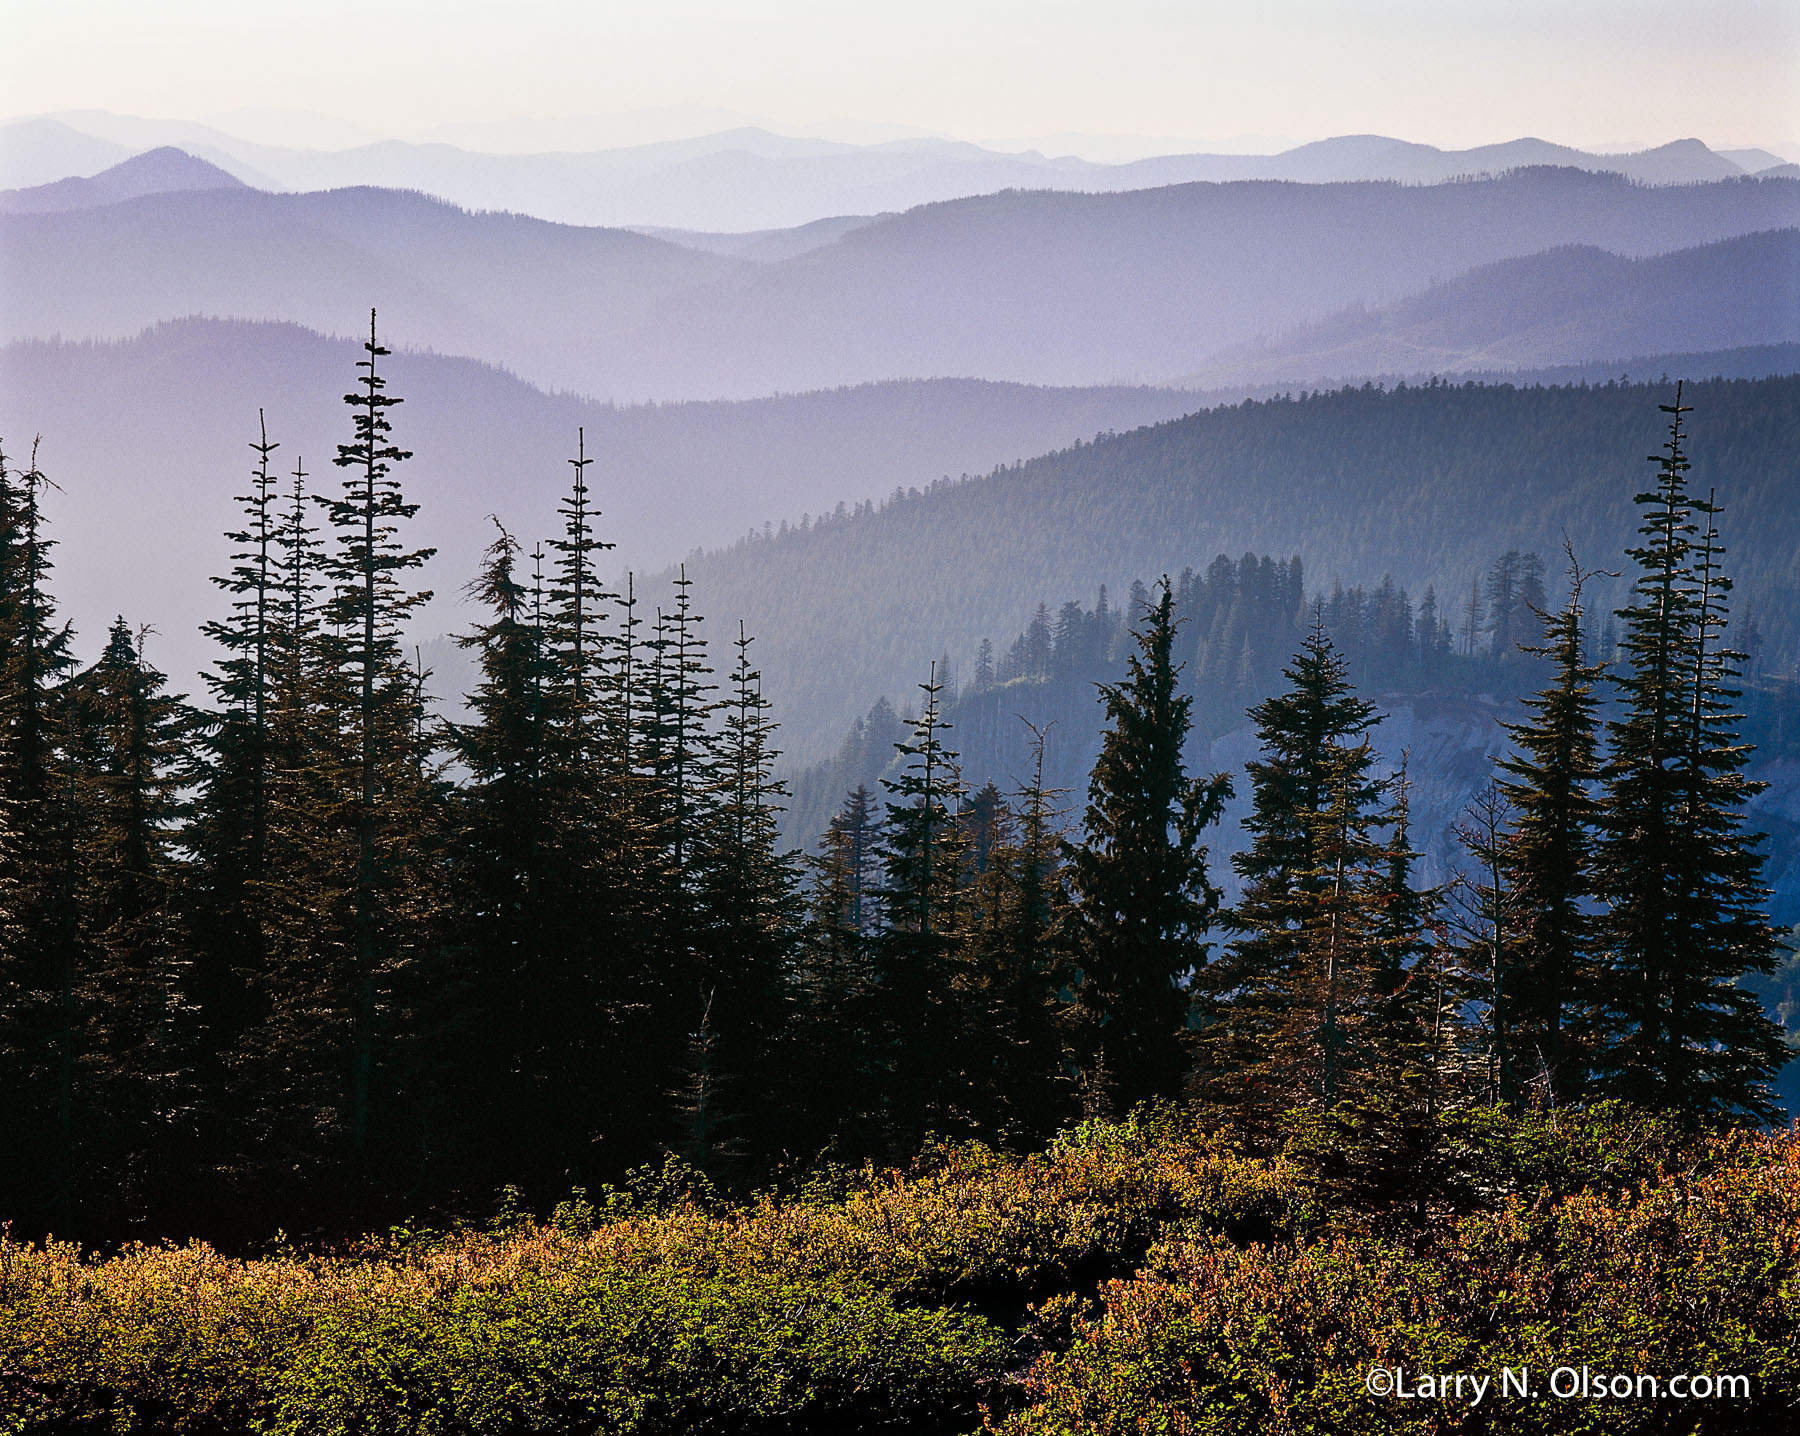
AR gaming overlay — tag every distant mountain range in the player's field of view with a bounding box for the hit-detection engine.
[2,114,1793,230]
[4,167,1794,400]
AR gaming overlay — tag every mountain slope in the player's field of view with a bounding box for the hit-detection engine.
[594,171,1800,398]
[0,118,132,188]
[1112,135,1750,187]
[1190,229,1800,384]
[658,377,1800,763]
[0,184,741,378]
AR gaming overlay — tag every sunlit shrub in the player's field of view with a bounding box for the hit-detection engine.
[3,1113,1794,1435]
[996,1126,1800,1433]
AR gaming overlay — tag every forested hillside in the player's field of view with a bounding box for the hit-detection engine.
[784,552,1800,1115]
[9,5,1800,1423]
[671,376,1800,764]
[4,326,1791,1245]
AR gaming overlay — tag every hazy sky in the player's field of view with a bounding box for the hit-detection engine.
[4,0,1797,153]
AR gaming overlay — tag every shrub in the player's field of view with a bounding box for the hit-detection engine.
[3,1115,1794,1435]
[995,1128,1800,1433]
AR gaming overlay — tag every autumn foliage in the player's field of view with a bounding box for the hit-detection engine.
[2,1106,1794,1433]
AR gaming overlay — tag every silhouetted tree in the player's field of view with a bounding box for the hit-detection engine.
[1065,580,1230,1113]
[1593,390,1788,1120]
[317,310,440,1200]
[1201,614,1380,1121]
[1494,543,1608,1106]
[876,664,969,1149]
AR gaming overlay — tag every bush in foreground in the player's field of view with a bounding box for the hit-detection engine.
[1,1109,1794,1434]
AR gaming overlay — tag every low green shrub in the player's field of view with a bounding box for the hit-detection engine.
[3,1113,1793,1435]
[269,1262,1005,1434]
[995,1126,1800,1433]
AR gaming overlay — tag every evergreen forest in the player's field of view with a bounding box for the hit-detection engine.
[1,322,1795,1432]
[676,373,1800,766]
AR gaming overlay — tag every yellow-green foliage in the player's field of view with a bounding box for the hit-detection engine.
[997,1124,1800,1434]
[2,1111,1795,1434]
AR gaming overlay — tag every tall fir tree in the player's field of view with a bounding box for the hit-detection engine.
[636,568,720,1154]
[1593,388,1788,1119]
[437,520,559,1197]
[684,623,798,1172]
[1317,761,1451,1221]
[235,452,352,1219]
[185,414,287,1210]
[961,721,1073,1144]
[1064,579,1230,1115]
[794,784,884,1158]
[877,663,971,1149]
[536,457,645,1183]
[1450,781,1519,1108]
[0,441,79,1231]
[1493,543,1608,1106]
[547,427,616,752]
[1201,613,1381,1121]
[63,620,196,1232]
[595,567,685,1167]
[317,310,439,1195]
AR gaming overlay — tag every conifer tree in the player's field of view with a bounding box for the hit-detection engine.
[0,441,79,1231]
[518,438,639,1188]
[225,452,354,1214]
[1593,389,1788,1119]
[1319,763,1449,1220]
[1201,614,1379,1119]
[1494,543,1608,1106]
[1291,739,1389,1104]
[686,623,798,1169]
[1451,780,1519,1106]
[795,785,884,1157]
[318,310,439,1190]
[186,414,286,1184]
[632,569,721,1153]
[643,567,717,873]
[593,568,686,1166]
[1459,574,1486,659]
[547,427,615,749]
[877,663,970,1148]
[961,721,1072,1143]
[438,520,557,1194]
[64,620,196,1229]
[1065,579,1230,1114]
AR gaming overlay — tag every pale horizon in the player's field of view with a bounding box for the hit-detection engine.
[10,104,1799,169]
[3,0,1795,161]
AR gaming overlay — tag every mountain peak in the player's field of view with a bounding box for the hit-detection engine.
[101,145,247,193]
[0,145,246,215]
